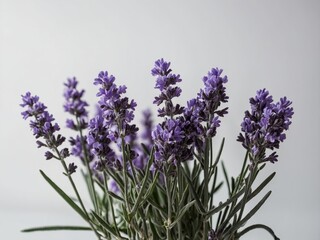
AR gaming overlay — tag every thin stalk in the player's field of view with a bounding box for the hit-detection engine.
[54,147,101,239]
[237,162,257,223]
[229,151,249,225]
[103,171,121,237]
[177,167,183,240]
[76,118,99,213]
[121,138,130,210]
[165,168,172,240]
[203,137,210,240]
[128,158,138,188]
[209,166,218,226]
[138,208,149,239]
[120,137,134,237]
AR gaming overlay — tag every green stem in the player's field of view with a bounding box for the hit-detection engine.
[120,137,135,237]
[165,167,172,240]
[54,147,101,239]
[103,171,121,237]
[237,162,257,223]
[228,151,249,226]
[203,137,209,240]
[177,167,183,240]
[77,117,99,213]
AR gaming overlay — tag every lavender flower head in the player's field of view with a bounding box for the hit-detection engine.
[63,77,89,130]
[93,70,138,141]
[237,89,294,163]
[21,92,69,160]
[152,118,193,173]
[183,68,229,151]
[196,67,229,121]
[88,70,139,170]
[152,58,184,117]
[88,114,117,170]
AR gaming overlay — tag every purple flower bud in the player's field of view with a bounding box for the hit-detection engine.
[45,151,54,160]
[36,140,47,148]
[67,162,77,175]
[60,148,70,158]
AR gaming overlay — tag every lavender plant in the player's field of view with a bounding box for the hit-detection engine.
[20,59,293,240]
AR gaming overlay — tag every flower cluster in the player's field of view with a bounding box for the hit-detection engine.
[88,113,118,170]
[93,70,138,141]
[152,118,193,173]
[152,58,184,117]
[237,88,294,163]
[88,70,139,171]
[21,92,69,160]
[151,60,230,173]
[183,68,229,150]
[63,77,94,165]
[63,77,89,130]
[151,59,195,172]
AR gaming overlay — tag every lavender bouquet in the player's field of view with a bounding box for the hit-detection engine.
[20,59,293,240]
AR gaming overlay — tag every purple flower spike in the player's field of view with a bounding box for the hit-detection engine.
[152,59,184,117]
[21,92,68,160]
[152,117,193,174]
[92,70,138,142]
[88,68,140,170]
[237,89,294,163]
[63,77,89,130]
[88,115,116,166]
[182,67,229,151]
[199,68,229,119]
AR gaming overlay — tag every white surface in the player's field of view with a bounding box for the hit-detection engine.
[0,0,319,239]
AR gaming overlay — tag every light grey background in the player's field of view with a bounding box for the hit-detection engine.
[1,0,319,239]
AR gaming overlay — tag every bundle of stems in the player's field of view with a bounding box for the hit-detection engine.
[20,59,293,239]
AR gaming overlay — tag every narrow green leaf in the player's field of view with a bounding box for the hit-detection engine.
[147,198,167,217]
[39,170,88,221]
[212,182,223,195]
[205,188,245,220]
[148,216,161,239]
[221,172,276,228]
[178,184,189,207]
[209,138,225,177]
[221,161,231,196]
[236,224,280,240]
[223,191,272,237]
[129,151,155,218]
[22,225,91,232]
[248,172,276,201]
[181,167,206,214]
[81,170,97,211]
[214,137,225,165]
[143,172,160,201]
[141,143,151,155]
[91,211,118,238]
[169,200,196,229]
